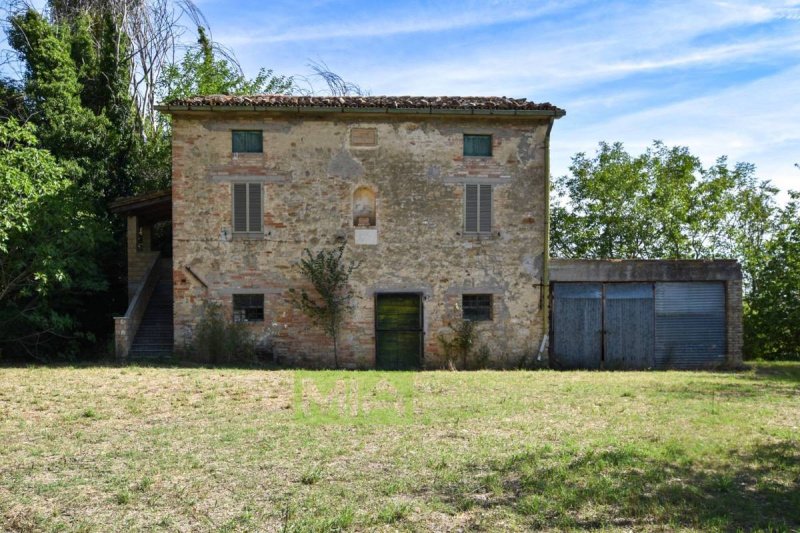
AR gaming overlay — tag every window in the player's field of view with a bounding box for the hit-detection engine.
[463,294,492,321]
[463,134,492,157]
[464,184,492,234]
[232,183,263,233]
[233,294,264,323]
[232,130,263,153]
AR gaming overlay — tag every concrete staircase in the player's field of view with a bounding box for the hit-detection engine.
[129,260,173,360]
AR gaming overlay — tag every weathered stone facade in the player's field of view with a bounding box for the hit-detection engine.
[166,101,563,368]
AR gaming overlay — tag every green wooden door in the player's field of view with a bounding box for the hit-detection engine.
[375,294,422,370]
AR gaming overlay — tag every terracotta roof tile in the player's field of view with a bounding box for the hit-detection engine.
[164,94,564,114]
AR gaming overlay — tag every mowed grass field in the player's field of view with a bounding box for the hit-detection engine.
[1,363,798,532]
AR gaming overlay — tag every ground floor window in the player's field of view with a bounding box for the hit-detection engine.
[233,294,264,323]
[462,294,492,321]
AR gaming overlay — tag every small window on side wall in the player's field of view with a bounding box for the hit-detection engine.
[463,134,492,157]
[233,294,264,323]
[232,130,263,153]
[463,294,492,321]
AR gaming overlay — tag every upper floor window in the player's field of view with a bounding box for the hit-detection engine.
[232,130,263,153]
[463,134,492,157]
[232,183,262,234]
[464,184,492,234]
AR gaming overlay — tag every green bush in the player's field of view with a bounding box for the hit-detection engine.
[437,320,492,370]
[187,302,256,365]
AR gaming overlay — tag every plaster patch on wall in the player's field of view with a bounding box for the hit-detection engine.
[516,133,538,165]
[355,228,378,245]
[521,254,537,276]
[426,165,442,180]
[328,150,365,178]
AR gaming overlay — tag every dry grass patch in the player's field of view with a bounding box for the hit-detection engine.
[0,363,798,531]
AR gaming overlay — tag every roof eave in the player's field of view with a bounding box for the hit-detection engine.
[155,104,566,118]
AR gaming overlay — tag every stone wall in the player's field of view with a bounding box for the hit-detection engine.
[126,215,160,302]
[171,111,552,368]
[725,279,743,366]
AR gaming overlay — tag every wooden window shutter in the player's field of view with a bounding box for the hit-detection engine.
[465,184,478,233]
[465,184,492,234]
[463,134,492,156]
[232,132,244,153]
[232,130,263,153]
[233,183,248,232]
[479,184,492,233]
[247,132,262,153]
[248,183,262,232]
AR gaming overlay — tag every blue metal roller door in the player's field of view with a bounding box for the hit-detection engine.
[655,282,726,369]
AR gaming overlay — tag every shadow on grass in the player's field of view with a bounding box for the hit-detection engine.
[431,440,800,531]
[751,361,800,384]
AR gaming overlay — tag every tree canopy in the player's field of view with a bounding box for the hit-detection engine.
[160,27,292,103]
[0,118,107,358]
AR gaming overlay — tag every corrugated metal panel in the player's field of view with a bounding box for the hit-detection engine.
[552,283,602,369]
[604,284,654,369]
[655,282,726,369]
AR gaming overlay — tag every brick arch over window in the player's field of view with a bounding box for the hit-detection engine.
[353,186,376,227]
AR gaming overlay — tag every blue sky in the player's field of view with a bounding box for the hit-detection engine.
[5,0,800,197]
[198,0,800,199]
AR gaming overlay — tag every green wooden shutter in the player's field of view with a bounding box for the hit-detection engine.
[465,184,478,233]
[246,131,262,152]
[464,134,491,156]
[232,131,245,153]
[233,183,247,232]
[232,131,263,153]
[248,183,262,232]
[479,184,492,233]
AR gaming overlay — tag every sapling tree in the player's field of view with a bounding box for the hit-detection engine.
[289,243,356,368]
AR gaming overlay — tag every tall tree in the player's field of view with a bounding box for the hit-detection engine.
[8,9,113,196]
[160,26,292,103]
[745,192,800,359]
[0,118,107,359]
[551,141,776,285]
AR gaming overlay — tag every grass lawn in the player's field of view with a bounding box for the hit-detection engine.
[0,362,798,532]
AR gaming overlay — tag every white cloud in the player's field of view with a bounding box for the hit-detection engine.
[217,1,578,46]
[550,65,800,200]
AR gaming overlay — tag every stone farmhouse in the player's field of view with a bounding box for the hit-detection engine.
[112,95,743,370]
